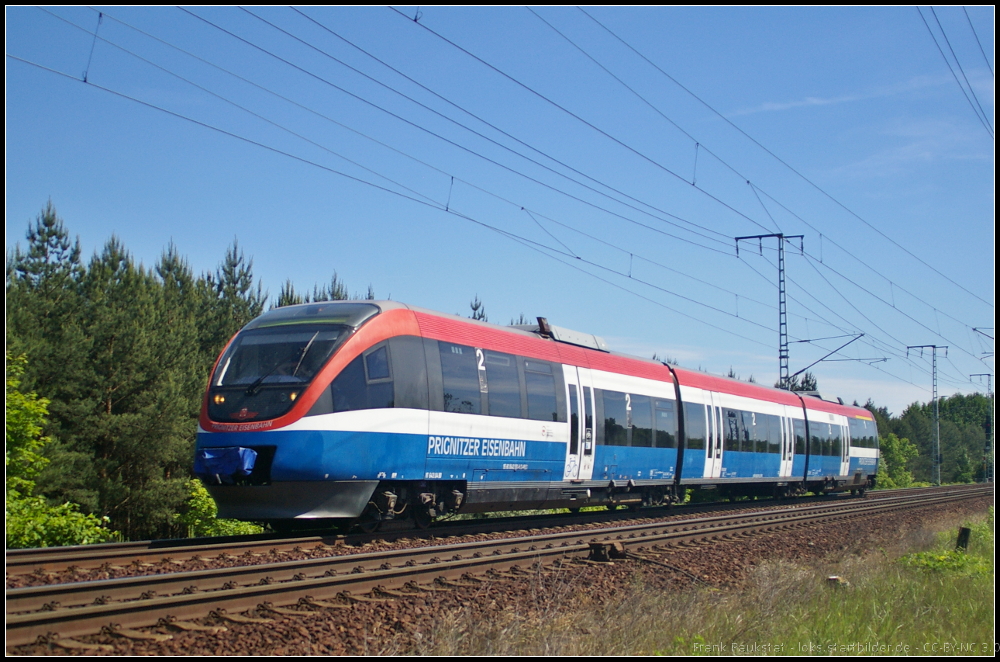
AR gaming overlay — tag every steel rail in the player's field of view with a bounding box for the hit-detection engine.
[6,490,942,613]
[5,484,982,577]
[11,486,984,613]
[6,486,990,648]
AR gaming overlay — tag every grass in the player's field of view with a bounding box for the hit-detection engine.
[407,508,994,656]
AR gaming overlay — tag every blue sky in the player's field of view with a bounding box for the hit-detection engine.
[6,6,994,416]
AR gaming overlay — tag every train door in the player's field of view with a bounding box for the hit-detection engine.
[779,407,795,477]
[840,423,850,477]
[563,366,595,481]
[704,393,724,478]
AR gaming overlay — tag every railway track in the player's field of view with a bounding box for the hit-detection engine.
[4,483,971,579]
[6,484,990,650]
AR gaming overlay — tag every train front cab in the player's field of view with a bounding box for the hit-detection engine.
[195,303,452,525]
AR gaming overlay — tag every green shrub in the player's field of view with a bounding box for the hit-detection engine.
[175,479,263,537]
[6,493,113,548]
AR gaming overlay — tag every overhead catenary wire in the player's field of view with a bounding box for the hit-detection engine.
[557,6,992,330]
[388,5,779,237]
[579,6,993,309]
[2,53,936,397]
[9,8,986,400]
[42,6,798,340]
[181,7,736,256]
[928,6,994,133]
[238,6,737,248]
[963,6,994,78]
[131,5,989,360]
[290,7,737,245]
[918,6,995,138]
[736,244,948,377]
[5,51,780,355]
[737,249,939,387]
[93,7,731,264]
[475,5,991,364]
[750,185,985,336]
[799,256,978,387]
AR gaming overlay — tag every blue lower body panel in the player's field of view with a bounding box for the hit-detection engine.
[593,446,678,481]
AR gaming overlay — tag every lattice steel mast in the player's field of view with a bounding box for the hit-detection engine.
[908,345,948,485]
[736,234,803,389]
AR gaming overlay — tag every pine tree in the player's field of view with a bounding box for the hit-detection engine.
[469,294,488,322]
[6,202,87,399]
[776,372,818,392]
[274,279,305,308]
[311,271,349,302]
[200,239,266,361]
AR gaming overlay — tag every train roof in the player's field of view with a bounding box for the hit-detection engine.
[258,301,872,416]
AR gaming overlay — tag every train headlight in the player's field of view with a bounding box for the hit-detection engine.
[213,394,225,405]
[289,391,299,402]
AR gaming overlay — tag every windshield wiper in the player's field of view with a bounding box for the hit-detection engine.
[292,331,320,377]
[244,362,281,396]
[244,331,320,396]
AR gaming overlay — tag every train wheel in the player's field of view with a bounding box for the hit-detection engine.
[606,503,619,511]
[355,508,382,534]
[413,505,434,529]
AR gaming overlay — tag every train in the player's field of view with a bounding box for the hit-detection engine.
[194,300,879,531]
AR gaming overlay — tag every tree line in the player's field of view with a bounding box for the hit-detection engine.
[5,203,373,542]
[864,393,992,486]
[5,203,993,543]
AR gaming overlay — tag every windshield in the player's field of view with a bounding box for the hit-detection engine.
[213,325,347,388]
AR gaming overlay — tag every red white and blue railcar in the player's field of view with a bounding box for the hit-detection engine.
[194,301,879,529]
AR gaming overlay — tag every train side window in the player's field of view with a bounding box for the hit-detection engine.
[331,355,367,412]
[832,425,843,458]
[654,399,676,449]
[683,402,706,451]
[365,346,391,381]
[602,390,628,446]
[331,353,394,412]
[568,387,579,454]
[754,412,768,453]
[366,345,394,409]
[389,336,429,411]
[485,350,521,418]
[631,394,653,447]
[793,419,806,455]
[766,414,782,453]
[524,359,559,422]
[814,422,833,456]
[439,341,481,415]
[744,412,760,453]
[594,388,606,445]
[723,408,741,452]
[849,418,876,448]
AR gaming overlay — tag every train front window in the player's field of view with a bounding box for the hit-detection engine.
[214,325,347,388]
[207,324,350,423]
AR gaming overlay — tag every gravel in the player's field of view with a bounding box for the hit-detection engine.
[9,495,990,656]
